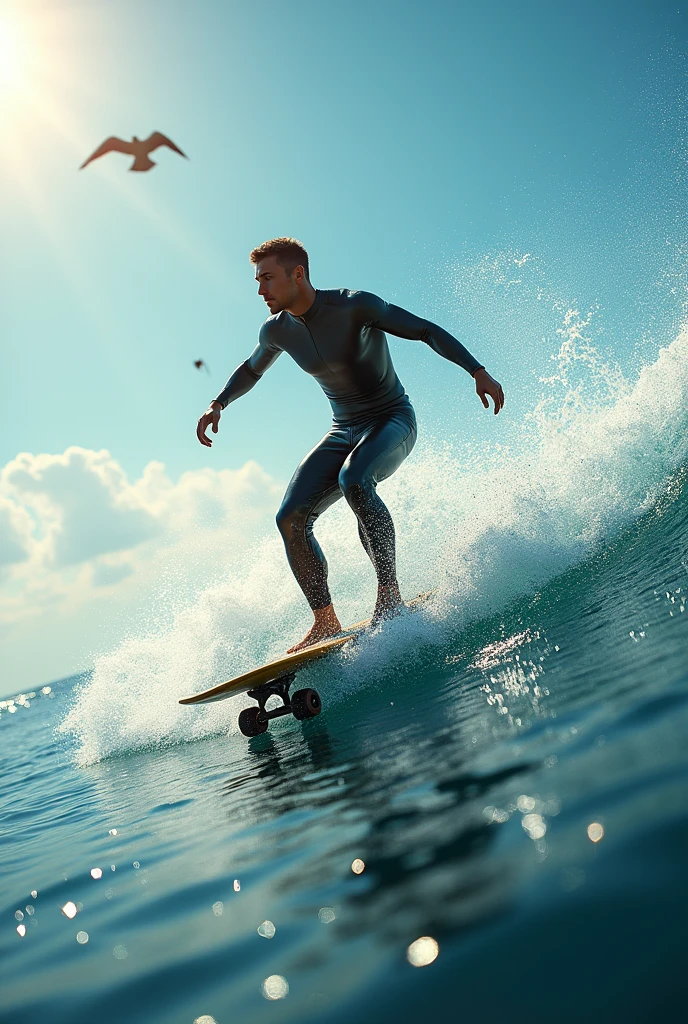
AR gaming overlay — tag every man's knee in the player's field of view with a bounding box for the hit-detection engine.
[338,466,371,509]
[276,502,304,540]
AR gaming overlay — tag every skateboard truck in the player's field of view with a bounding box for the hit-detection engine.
[239,672,321,736]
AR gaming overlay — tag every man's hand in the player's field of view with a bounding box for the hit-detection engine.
[474,368,505,415]
[197,401,222,447]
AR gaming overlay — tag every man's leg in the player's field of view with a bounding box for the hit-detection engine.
[276,427,351,651]
[338,404,417,623]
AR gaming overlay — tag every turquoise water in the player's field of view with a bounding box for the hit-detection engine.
[2,329,688,1023]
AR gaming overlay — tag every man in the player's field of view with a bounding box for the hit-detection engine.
[197,238,504,653]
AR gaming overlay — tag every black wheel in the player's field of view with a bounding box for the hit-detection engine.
[238,706,268,736]
[291,688,322,720]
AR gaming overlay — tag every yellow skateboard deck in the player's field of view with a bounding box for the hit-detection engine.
[179,591,434,706]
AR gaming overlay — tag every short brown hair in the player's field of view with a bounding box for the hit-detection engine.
[249,237,310,279]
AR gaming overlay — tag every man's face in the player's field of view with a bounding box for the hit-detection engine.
[255,256,299,314]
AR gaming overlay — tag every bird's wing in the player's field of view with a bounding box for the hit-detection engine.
[79,137,134,169]
[145,131,188,158]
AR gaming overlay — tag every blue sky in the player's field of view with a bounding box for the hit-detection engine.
[1,0,686,693]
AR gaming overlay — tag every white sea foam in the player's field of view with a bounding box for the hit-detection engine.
[59,321,688,765]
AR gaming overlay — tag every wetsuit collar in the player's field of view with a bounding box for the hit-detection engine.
[297,289,324,323]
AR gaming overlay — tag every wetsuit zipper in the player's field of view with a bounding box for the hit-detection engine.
[297,317,330,374]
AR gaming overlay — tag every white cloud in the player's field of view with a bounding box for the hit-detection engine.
[0,496,32,568]
[3,448,161,566]
[1,447,283,572]
[0,447,284,690]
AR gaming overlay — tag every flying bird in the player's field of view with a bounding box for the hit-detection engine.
[79,131,188,172]
[194,360,211,374]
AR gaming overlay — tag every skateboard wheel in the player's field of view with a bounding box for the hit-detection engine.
[238,706,268,736]
[291,688,322,720]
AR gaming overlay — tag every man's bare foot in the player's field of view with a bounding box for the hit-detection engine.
[370,583,404,626]
[287,604,342,653]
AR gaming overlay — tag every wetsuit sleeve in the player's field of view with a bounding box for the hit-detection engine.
[213,324,282,410]
[357,292,484,376]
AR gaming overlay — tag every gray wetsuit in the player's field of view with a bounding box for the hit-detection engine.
[215,289,483,609]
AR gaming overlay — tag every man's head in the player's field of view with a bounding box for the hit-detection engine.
[250,237,312,315]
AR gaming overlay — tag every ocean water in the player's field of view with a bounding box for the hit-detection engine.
[2,325,688,1023]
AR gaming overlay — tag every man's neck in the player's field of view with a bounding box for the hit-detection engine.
[286,283,317,317]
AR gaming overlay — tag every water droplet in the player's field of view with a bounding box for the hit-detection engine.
[133,862,140,870]
[483,806,510,823]
[233,879,240,892]
[522,813,547,840]
[257,920,275,938]
[193,1016,217,1024]
[61,902,78,919]
[113,945,128,959]
[30,890,37,899]
[76,931,89,944]
[108,829,118,837]
[318,907,336,924]
[25,905,34,916]
[212,902,223,916]
[261,975,289,1000]
[91,868,103,880]
[407,936,439,967]
[587,822,604,843]
[14,910,24,922]
[16,924,26,937]
[351,859,365,874]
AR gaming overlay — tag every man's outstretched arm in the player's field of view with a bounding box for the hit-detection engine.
[359,292,505,414]
[196,328,282,447]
